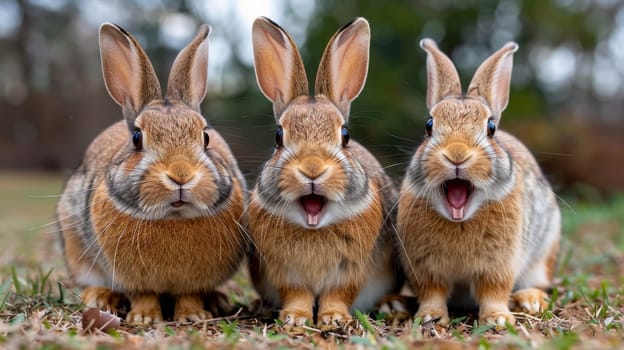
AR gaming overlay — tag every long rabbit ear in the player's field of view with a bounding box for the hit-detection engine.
[99,23,161,128]
[467,42,518,121]
[315,17,370,119]
[252,17,308,120]
[419,38,462,110]
[166,24,211,112]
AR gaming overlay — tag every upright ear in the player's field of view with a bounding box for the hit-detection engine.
[99,23,161,127]
[419,38,462,110]
[252,17,308,120]
[467,42,518,121]
[166,24,211,112]
[315,17,370,119]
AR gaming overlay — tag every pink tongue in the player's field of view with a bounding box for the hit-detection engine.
[301,195,324,226]
[446,180,469,209]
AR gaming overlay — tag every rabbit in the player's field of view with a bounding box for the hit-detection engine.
[396,39,560,326]
[246,17,403,328]
[56,23,247,324]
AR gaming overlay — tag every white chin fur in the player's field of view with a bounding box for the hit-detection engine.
[152,203,214,220]
[114,201,216,221]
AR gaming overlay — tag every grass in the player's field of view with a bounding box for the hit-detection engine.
[0,172,623,349]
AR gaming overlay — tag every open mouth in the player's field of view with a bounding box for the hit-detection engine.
[299,194,326,227]
[171,200,187,208]
[442,179,474,220]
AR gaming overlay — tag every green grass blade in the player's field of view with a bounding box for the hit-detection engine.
[0,278,12,311]
[10,266,21,295]
[355,310,376,334]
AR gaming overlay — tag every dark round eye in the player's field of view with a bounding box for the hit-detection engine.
[132,128,142,150]
[341,126,350,147]
[425,117,433,137]
[203,130,210,149]
[487,118,496,137]
[275,127,283,148]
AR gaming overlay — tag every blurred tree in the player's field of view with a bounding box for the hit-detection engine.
[0,0,623,190]
[304,0,624,185]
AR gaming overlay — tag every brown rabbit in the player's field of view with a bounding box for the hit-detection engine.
[246,17,402,327]
[396,39,560,326]
[56,23,247,324]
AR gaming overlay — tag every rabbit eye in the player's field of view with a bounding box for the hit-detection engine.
[425,117,433,137]
[203,130,210,149]
[341,126,350,147]
[487,118,496,137]
[132,128,142,150]
[275,127,283,148]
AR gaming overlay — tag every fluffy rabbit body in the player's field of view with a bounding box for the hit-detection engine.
[57,23,246,323]
[397,39,560,325]
[247,17,401,327]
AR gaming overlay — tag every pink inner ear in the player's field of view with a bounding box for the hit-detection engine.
[421,40,462,109]
[315,18,370,115]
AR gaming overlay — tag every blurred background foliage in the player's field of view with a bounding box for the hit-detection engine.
[1,0,623,194]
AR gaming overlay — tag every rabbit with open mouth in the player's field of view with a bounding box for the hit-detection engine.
[396,39,560,326]
[246,17,402,328]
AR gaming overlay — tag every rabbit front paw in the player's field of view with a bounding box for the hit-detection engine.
[279,308,313,327]
[479,304,515,326]
[318,307,352,327]
[511,288,549,314]
[174,295,212,322]
[415,306,450,326]
[377,294,411,321]
[127,294,162,324]
[81,286,124,314]
[278,288,314,327]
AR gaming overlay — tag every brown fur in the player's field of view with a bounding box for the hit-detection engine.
[81,286,126,313]
[398,187,522,324]
[58,23,247,324]
[173,295,212,322]
[248,17,401,326]
[544,240,560,282]
[88,178,244,294]
[127,293,162,324]
[248,180,384,323]
[397,39,560,326]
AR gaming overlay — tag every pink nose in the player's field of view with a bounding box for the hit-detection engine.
[442,143,472,165]
[298,156,328,180]
[166,161,194,185]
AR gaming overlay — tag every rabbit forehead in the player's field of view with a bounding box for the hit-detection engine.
[135,103,206,146]
[430,98,490,134]
[280,97,344,144]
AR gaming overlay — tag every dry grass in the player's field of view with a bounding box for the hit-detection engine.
[0,172,623,349]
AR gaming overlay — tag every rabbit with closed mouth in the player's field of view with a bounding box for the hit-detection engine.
[57,23,247,324]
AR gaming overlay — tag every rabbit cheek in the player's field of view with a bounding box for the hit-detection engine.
[192,169,220,206]
[320,161,349,200]
[139,163,173,209]
[121,152,143,173]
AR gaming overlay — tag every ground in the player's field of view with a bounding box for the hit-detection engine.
[0,172,622,349]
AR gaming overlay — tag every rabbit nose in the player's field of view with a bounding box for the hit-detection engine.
[442,143,472,166]
[298,156,329,180]
[166,161,195,185]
